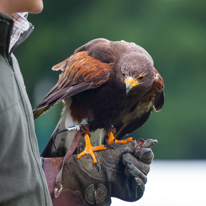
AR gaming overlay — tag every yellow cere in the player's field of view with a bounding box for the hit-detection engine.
[124,77,140,87]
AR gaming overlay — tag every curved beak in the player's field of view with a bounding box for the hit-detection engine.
[124,77,140,94]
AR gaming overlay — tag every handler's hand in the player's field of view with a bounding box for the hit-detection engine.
[61,139,157,206]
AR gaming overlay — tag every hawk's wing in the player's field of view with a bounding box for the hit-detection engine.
[33,50,111,119]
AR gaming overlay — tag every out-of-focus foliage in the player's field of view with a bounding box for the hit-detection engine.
[15,0,206,159]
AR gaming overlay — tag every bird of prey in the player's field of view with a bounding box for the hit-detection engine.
[33,38,164,165]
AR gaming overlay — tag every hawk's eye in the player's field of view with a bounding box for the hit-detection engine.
[122,72,126,77]
[137,76,145,81]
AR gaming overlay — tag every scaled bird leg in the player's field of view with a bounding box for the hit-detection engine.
[107,132,133,145]
[77,133,107,166]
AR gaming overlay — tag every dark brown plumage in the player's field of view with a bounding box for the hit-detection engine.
[33,38,164,158]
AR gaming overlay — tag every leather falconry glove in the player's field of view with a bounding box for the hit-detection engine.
[43,139,157,206]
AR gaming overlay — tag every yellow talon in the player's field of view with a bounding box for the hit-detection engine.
[77,132,134,165]
[114,137,134,144]
[77,133,107,164]
[107,131,115,145]
[107,132,134,145]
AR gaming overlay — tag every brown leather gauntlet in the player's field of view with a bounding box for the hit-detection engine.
[43,139,156,206]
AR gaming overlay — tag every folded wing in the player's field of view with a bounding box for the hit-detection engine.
[33,51,111,119]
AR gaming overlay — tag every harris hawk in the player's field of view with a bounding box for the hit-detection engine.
[33,38,164,165]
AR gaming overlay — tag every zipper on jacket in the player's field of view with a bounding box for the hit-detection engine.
[8,56,13,68]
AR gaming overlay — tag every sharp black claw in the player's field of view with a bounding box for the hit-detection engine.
[95,162,99,172]
[132,137,137,144]
[113,139,116,144]
[74,155,78,162]
[104,144,115,149]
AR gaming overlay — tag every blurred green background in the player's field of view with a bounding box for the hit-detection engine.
[15,0,206,159]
